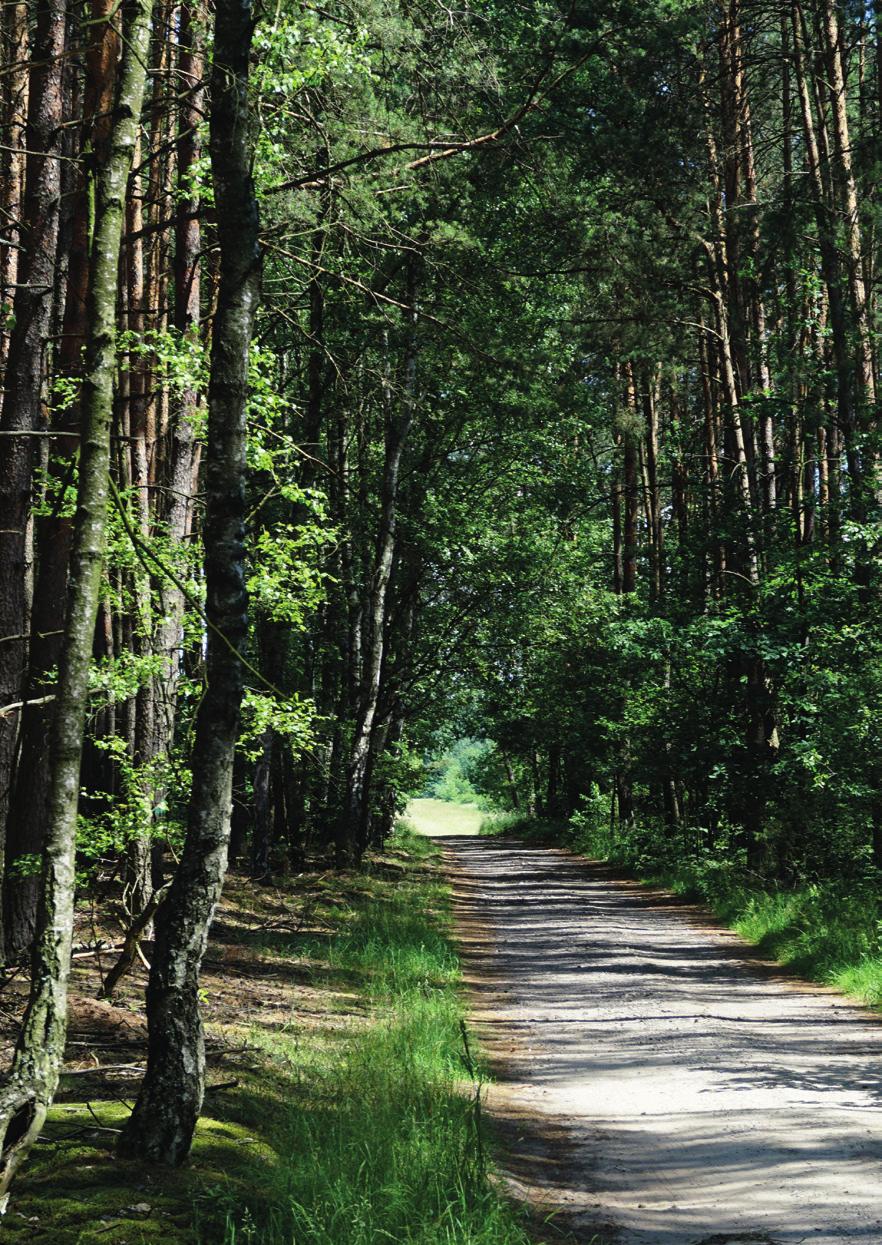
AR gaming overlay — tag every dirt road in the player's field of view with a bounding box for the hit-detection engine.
[443,835,882,1245]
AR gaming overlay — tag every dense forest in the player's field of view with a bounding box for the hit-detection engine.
[2,0,882,1227]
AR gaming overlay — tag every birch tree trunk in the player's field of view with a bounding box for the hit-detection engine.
[0,0,28,387]
[118,0,261,1163]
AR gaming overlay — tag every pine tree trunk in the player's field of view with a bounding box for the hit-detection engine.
[147,0,205,884]
[820,0,876,413]
[730,2,776,516]
[699,324,725,598]
[339,260,418,862]
[0,0,67,946]
[2,0,121,962]
[642,368,663,602]
[622,364,638,595]
[0,0,153,1195]
[791,0,863,508]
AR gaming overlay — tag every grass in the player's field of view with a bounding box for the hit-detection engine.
[3,829,535,1245]
[407,797,487,837]
[481,812,882,1013]
[724,884,882,1002]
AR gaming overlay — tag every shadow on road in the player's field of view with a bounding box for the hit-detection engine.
[439,835,882,1245]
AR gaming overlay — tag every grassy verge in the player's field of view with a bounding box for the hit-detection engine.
[4,829,534,1245]
[481,812,882,1010]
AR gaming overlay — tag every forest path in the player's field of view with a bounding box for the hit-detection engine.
[441,834,882,1245]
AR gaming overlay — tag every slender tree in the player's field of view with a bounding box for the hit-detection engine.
[118,0,261,1162]
[0,0,153,1191]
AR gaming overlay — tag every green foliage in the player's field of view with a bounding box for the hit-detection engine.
[76,735,188,872]
[118,327,209,407]
[246,523,328,627]
[238,689,315,761]
[6,854,41,881]
[421,738,493,806]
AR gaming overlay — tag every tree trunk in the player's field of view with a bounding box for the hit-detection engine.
[642,367,663,602]
[338,260,418,863]
[791,0,863,510]
[612,436,624,594]
[3,0,121,962]
[0,0,153,1194]
[147,0,205,887]
[118,0,260,1163]
[819,0,876,414]
[706,266,758,583]
[0,0,28,387]
[0,0,67,948]
[251,731,274,878]
[730,2,776,518]
[622,365,638,595]
[699,324,725,597]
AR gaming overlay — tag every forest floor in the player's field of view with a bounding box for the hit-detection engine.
[441,832,882,1245]
[0,830,534,1244]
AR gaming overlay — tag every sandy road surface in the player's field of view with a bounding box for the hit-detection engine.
[442,835,882,1245]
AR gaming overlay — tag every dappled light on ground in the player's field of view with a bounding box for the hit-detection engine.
[446,835,882,1245]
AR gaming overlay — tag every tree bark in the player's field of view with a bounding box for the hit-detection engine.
[791,1,863,509]
[338,260,418,862]
[251,730,274,877]
[0,0,28,387]
[118,0,261,1163]
[819,0,876,414]
[2,0,121,962]
[699,324,725,598]
[147,0,205,889]
[730,2,776,516]
[0,0,153,1195]
[0,0,67,950]
[622,364,638,595]
[642,367,663,602]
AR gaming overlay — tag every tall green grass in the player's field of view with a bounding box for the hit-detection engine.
[210,828,535,1245]
[5,830,538,1245]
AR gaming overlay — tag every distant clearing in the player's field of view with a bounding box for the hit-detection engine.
[407,798,484,837]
